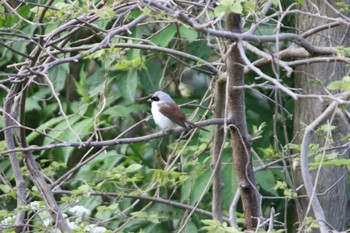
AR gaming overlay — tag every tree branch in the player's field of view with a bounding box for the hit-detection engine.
[0,118,225,155]
[143,0,338,55]
[53,190,231,223]
[299,101,339,233]
[211,75,226,222]
[3,85,27,233]
[225,13,261,229]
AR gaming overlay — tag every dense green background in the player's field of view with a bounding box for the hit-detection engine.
[1,0,346,232]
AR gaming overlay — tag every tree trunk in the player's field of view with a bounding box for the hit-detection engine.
[226,13,261,230]
[211,77,226,222]
[294,0,350,231]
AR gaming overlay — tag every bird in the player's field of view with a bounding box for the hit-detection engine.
[147,91,208,132]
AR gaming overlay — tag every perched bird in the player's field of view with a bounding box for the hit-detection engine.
[147,91,208,132]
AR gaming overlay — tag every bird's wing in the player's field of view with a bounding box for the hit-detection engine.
[158,103,187,128]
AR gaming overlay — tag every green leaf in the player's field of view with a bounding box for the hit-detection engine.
[327,76,350,91]
[114,57,145,70]
[255,170,279,196]
[189,170,211,205]
[183,221,198,233]
[96,6,115,19]
[27,115,71,142]
[222,153,238,209]
[49,63,69,93]
[139,61,162,93]
[257,145,279,158]
[142,7,152,16]
[179,25,198,42]
[85,69,107,98]
[201,220,240,233]
[336,2,349,7]
[103,104,148,118]
[214,0,244,16]
[317,124,337,136]
[245,0,255,11]
[118,69,138,103]
[96,203,120,220]
[130,211,161,224]
[42,115,81,144]
[273,181,288,190]
[25,97,41,111]
[0,184,11,193]
[73,184,91,195]
[214,5,226,16]
[130,211,148,219]
[44,117,93,162]
[125,164,143,173]
[150,24,177,47]
[230,1,243,14]
[327,80,342,90]
[309,158,350,170]
[220,0,235,6]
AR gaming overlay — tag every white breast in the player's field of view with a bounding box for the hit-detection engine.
[151,102,177,130]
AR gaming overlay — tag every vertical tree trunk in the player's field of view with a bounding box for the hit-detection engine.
[3,86,27,233]
[225,13,261,229]
[294,0,350,231]
[211,78,226,222]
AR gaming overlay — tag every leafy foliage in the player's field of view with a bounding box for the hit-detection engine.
[0,0,348,232]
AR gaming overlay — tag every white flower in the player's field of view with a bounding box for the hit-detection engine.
[67,220,80,230]
[29,201,42,210]
[84,224,107,233]
[1,216,15,224]
[68,205,91,217]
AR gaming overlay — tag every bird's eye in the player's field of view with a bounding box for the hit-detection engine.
[151,96,160,101]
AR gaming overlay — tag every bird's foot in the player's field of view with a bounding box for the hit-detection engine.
[161,129,173,135]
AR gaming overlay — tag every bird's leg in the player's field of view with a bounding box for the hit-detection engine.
[161,129,173,135]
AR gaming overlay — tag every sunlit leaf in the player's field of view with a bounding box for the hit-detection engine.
[327,76,350,91]
[0,184,11,193]
[125,164,143,173]
[230,1,243,14]
[150,24,177,47]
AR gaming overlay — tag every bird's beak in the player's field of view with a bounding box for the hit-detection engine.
[147,98,152,104]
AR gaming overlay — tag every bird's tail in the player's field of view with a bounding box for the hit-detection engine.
[185,120,209,132]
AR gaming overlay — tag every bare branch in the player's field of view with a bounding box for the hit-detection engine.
[0,118,225,155]
[53,190,231,223]
[143,0,339,55]
[3,86,27,233]
[299,101,339,233]
[237,42,298,99]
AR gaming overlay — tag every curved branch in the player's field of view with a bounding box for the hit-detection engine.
[38,14,148,70]
[237,42,298,99]
[47,43,219,75]
[143,0,338,55]
[299,101,339,233]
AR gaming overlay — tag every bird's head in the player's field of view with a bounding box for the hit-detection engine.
[147,91,175,105]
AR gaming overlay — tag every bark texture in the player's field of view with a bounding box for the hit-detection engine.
[211,77,226,222]
[294,0,350,231]
[3,86,27,233]
[226,13,261,229]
